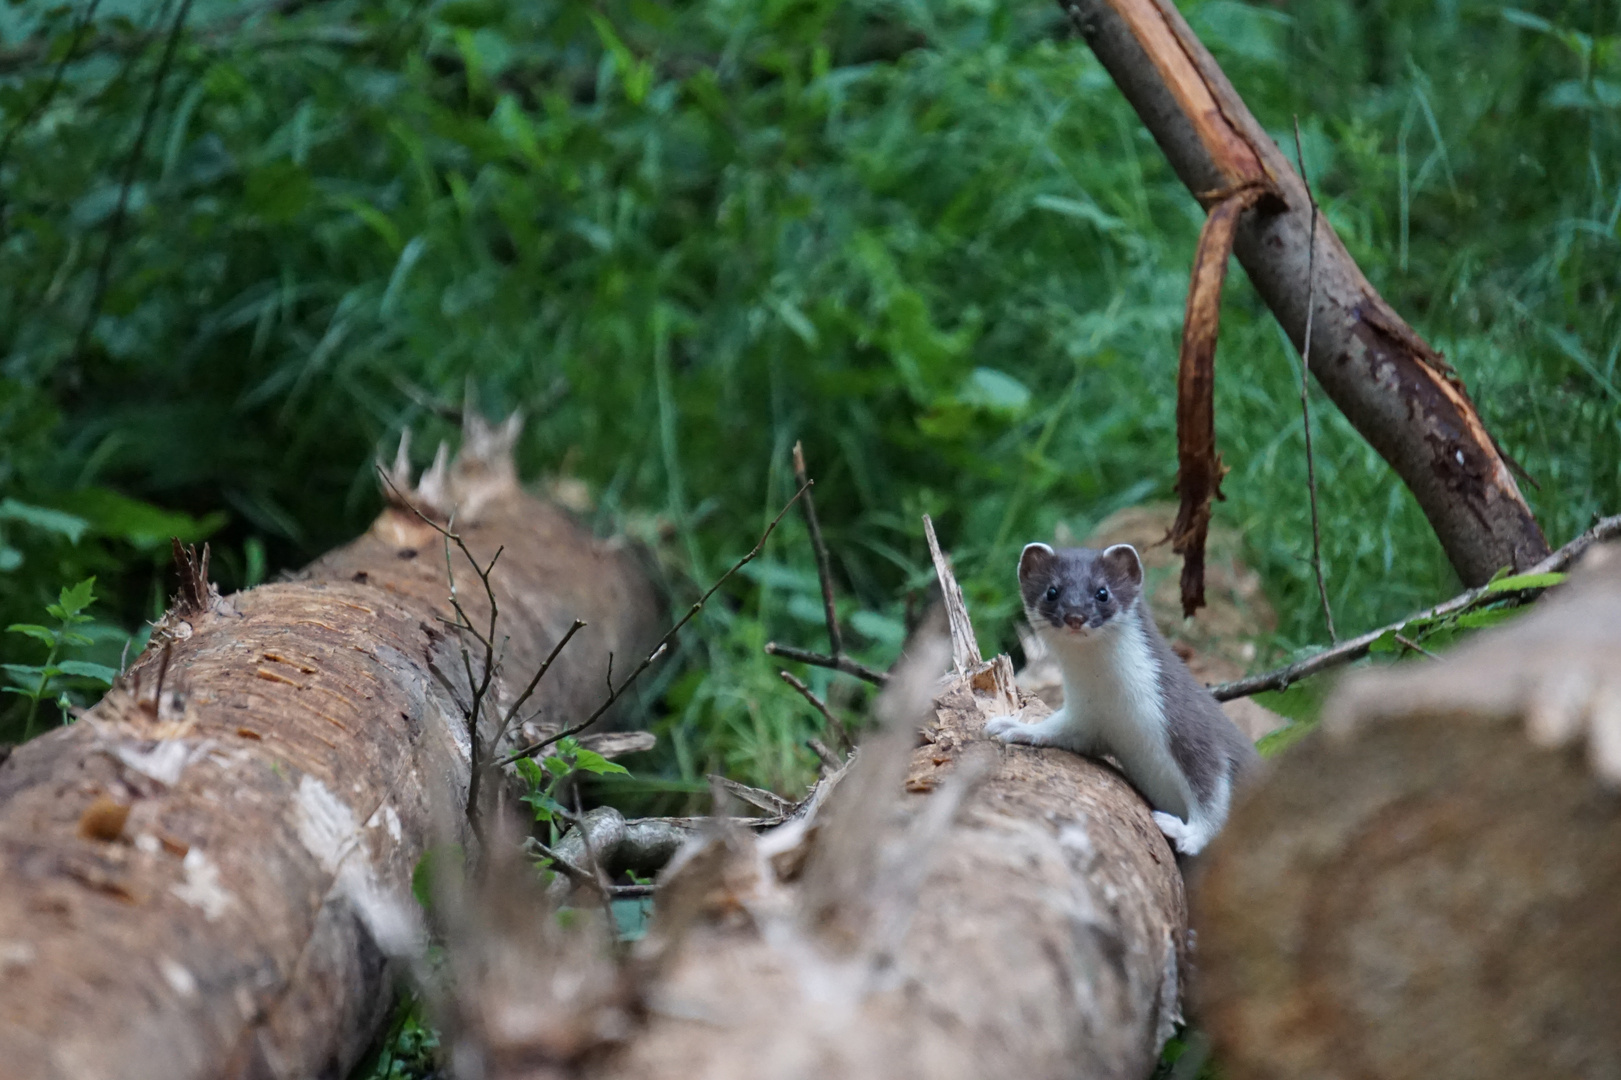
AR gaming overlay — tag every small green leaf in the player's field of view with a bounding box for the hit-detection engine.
[570,747,630,776]
[1484,571,1566,594]
[521,790,566,822]
[1452,607,1521,630]
[543,754,572,776]
[2,663,48,685]
[56,577,96,618]
[6,624,56,646]
[1256,720,1313,758]
[1366,628,1402,654]
[513,757,545,787]
[56,660,117,685]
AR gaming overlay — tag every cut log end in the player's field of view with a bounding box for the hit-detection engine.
[1195,543,1621,1080]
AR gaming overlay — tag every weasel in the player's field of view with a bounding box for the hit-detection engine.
[984,542,1259,856]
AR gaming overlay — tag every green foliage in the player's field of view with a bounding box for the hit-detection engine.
[515,735,630,832]
[351,993,442,1080]
[3,576,120,739]
[1,0,1617,795]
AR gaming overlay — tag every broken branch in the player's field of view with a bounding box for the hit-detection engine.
[1210,514,1621,701]
[1058,0,1549,587]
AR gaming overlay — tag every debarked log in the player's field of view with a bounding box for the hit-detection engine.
[0,418,661,1080]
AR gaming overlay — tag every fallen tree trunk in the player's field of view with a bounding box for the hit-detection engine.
[1058,0,1549,587]
[0,416,661,1080]
[442,529,1189,1080]
[1194,543,1621,1080]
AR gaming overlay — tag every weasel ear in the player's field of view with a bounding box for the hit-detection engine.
[1101,543,1143,587]
[1019,542,1057,582]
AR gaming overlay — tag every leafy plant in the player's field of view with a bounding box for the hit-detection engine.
[515,736,630,836]
[3,577,118,740]
[351,993,441,1080]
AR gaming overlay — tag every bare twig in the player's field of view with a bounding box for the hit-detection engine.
[72,0,193,365]
[767,445,892,690]
[793,441,843,657]
[706,775,796,817]
[779,670,851,752]
[1392,633,1438,660]
[492,619,587,750]
[764,642,889,685]
[528,838,653,898]
[1293,118,1336,643]
[499,481,812,767]
[1211,513,1621,700]
[806,737,842,772]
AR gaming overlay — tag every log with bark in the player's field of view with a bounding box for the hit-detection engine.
[1194,543,1621,1080]
[438,523,1191,1080]
[1057,0,1549,607]
[0,414,662,1080]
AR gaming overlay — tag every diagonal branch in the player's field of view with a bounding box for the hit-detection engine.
[1058,0,1549,588]
[1210,514,1621,701]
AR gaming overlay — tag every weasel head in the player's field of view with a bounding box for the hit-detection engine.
[1018,542,1144,644]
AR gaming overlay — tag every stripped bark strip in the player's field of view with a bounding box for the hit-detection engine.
[1171,182,1271,616]
[1059,0,1550,586]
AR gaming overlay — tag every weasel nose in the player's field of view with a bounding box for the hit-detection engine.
[1063,614,1085,631]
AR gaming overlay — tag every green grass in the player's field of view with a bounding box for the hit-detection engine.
[0,0,1616,798]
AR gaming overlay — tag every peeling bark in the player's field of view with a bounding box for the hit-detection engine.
[0,430,661,1080]
[1060,0,1549,587]
[1171,183,1271,616]
[1194,544,1621,1080]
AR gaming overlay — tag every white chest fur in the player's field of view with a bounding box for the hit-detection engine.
[1044,614,1191,821]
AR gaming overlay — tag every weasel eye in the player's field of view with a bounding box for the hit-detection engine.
[1044,585,1060,602]
[1094,586,1110,603]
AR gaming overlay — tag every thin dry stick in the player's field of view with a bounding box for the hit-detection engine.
[1210,512,1621,700]
[491,618,588,750]
[763,642,889,685]
[1392,633,1438,659]
[779,670,851,752]
[793,441,843,657]
[765,442,891,686]
[528,838,655,899]
[499,481,813,767]
[1293,117,1336,643]
[807,737,842,771]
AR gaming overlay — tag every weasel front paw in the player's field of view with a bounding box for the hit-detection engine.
[1152,811,1212,856]
[983,713,1031,742]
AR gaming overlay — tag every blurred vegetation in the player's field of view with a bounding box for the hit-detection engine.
[1,0,1618,799]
